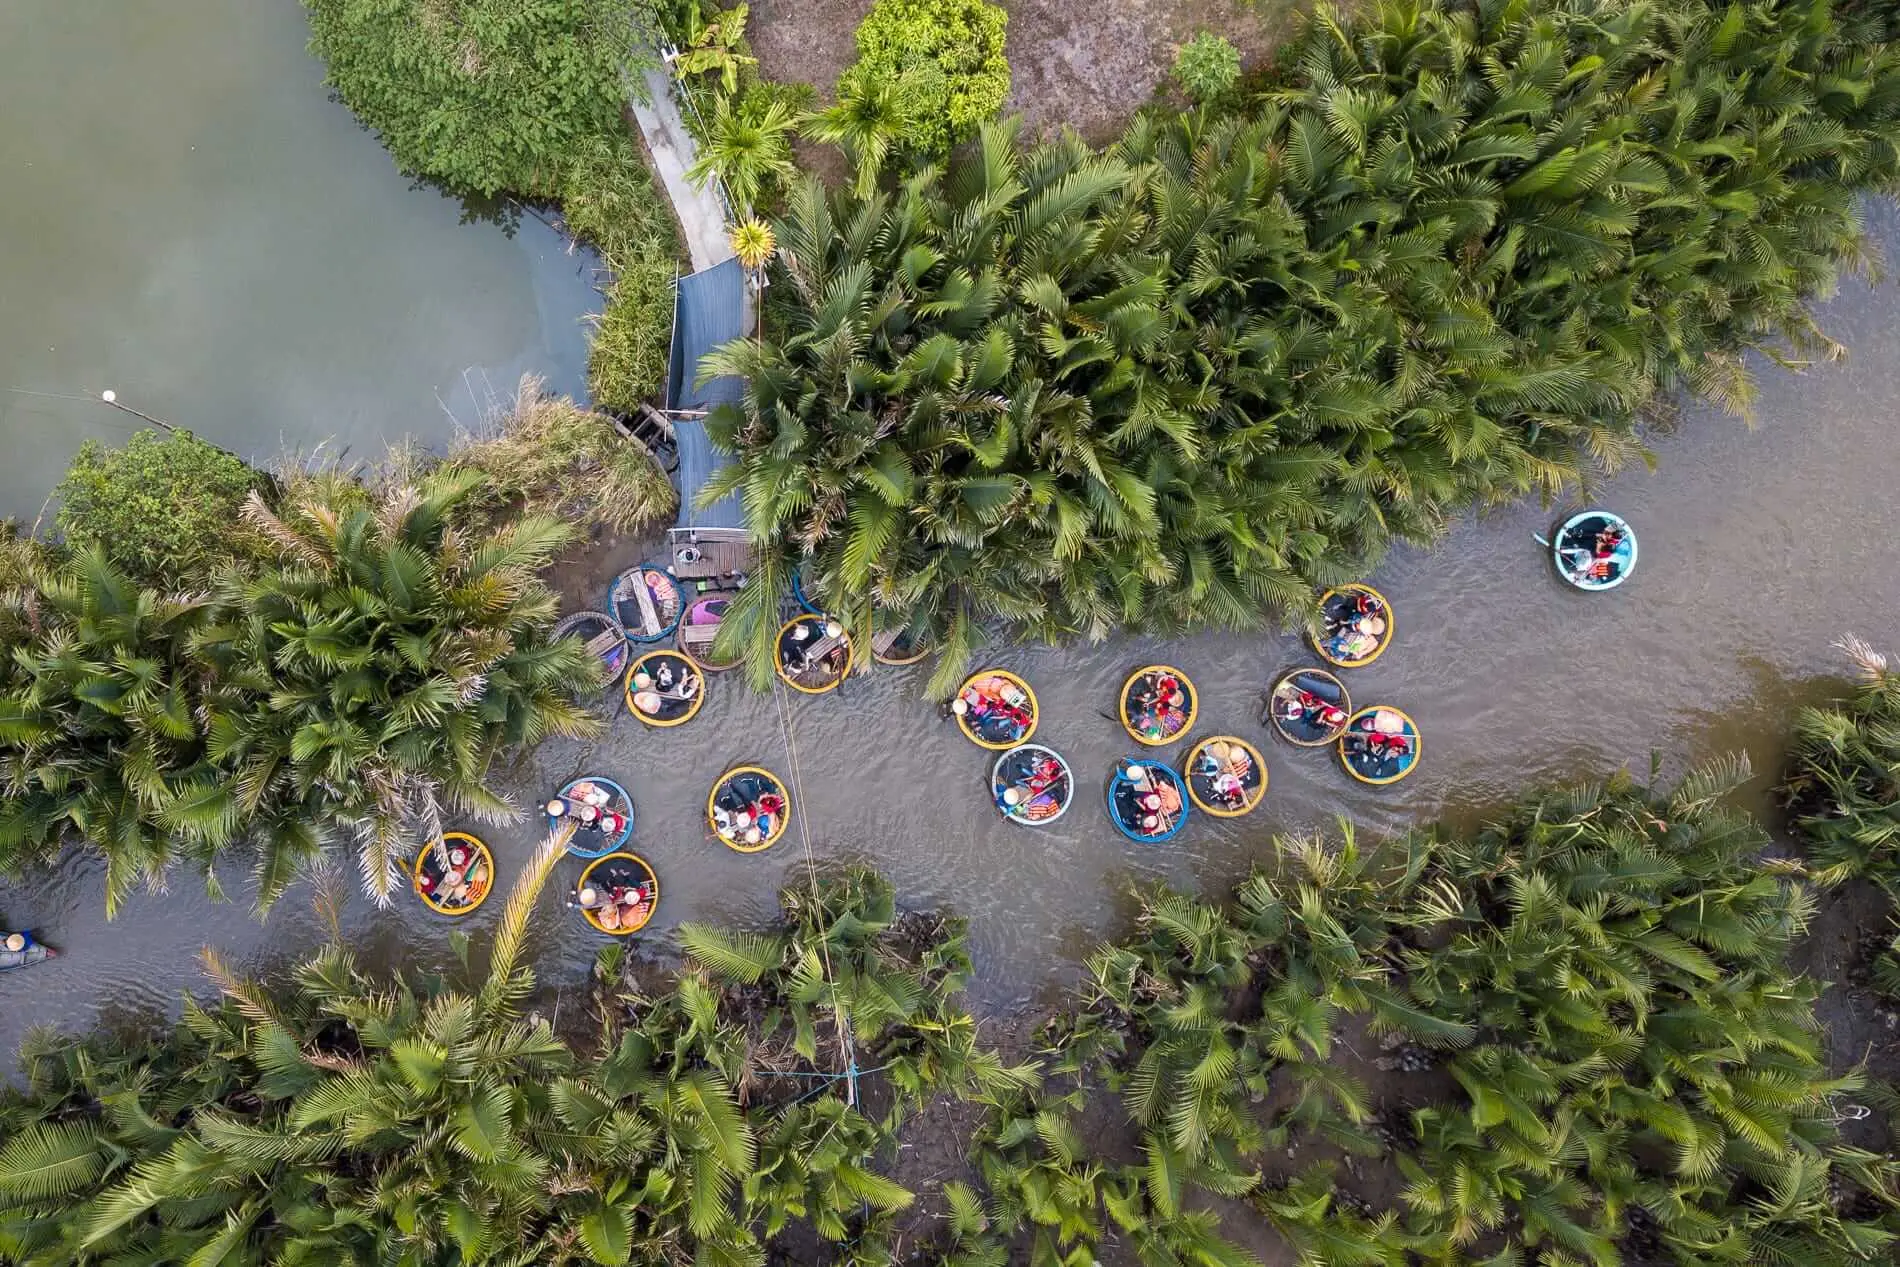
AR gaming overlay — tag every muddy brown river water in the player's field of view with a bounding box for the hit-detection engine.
[4,5,1900,1059]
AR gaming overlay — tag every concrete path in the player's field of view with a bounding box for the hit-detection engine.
[629,63,736,274]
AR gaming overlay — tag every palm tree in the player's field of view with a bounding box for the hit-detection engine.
[1783,635,1900,892]
[802,78,906,199]
[728,216,775,283]
[0,549,230,914]
[199,469,601,903]
[685,96,797,216]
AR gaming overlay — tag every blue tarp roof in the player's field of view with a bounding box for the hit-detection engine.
[669,258,747,531]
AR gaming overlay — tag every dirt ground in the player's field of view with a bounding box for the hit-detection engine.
[747,0,1306,143]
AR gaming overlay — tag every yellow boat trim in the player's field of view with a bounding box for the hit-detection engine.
[1183,736,1267,817]
[624,649,706,728]
[774,616,853,695]
[1119,664,1198,747]
[412,832,494,917]
[1338,706,1421,786]
[955,669,1039,750]
[1311,584,1395,668]
[1269,667,1353,748]
[707,765,790,853]
[576,852,659,935]
[872,626,931,666]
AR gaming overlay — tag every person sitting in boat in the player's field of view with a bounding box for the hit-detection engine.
[755,790,786,830]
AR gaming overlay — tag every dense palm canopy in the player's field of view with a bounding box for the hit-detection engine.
[1784,635,1900,892]
[0,863,1022,1266]
[0,470,602,911]
[964,763,1900,1265]
[706,0,1900,691]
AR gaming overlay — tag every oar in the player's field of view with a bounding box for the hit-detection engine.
[1532,532,1551,548]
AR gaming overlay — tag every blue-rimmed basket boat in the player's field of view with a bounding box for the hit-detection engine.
[1266,667,1353,747]
[990,743,1074,826]
[1551,510,1638,591]
[552,610,630,684]
[0,930,55,971]
[1338,707,1421,786]
[607,563,683,643]
[1106,759,1191,843]
[549,776,635,858]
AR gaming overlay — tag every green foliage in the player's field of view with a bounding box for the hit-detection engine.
[960,767,1900,1265]
[54,430,262,586]
[303,0,639,198]
[0,866,1007,1264]
[1171,32,1241,104]
[673,1,757,93]
[0,468,601,912]
[443,375,678,533]
[1784,636,1900,892]
[838,0,1010,159]
[686,91,799,213]
[712,0,1900,689]
[561,135,685,413]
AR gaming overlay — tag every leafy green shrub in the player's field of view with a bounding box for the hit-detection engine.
[560,136,684,411]
[303,0,638,197]
[54,429,261,586]
[1171,32,1240,103]
[838,0,1009,159]
[1784,635,1900,892]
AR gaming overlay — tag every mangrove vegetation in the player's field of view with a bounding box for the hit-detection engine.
[5,771,1897,1263]
[704,0,1900,690]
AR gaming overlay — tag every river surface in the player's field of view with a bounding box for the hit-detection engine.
[0,0,599,521]
[3,1,1898,1052]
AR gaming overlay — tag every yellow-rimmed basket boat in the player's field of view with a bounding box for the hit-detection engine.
[1183,736,1267,817]
[871,625,931,667]
[574,852,659,936]
[412,832,494,917]
[1266,667,1353,747]
[953,669,1038,749]
[708,765,791,853]
[1338,706,1420,786]
[1312,584,1394,668]
[1119,665,1197,747]
[625,649,706,727]
[775,615,852,694]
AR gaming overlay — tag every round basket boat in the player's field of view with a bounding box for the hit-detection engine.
[1107,759,1190,843]
[1120,665,1198,747]
[1312,584,1394,669]
[990,743,1074,827]
[871,624,931,667]
[1183,736,1267,818]
[775,615,852,695]
[0,931,55,972]
[953,669,1038,749]
[552,611,630,684]
[574,852,659,936]
[1338,707,1421,786]
[708,765,791,854]
[678,594,743,672]
[607,563,684,644]
[548,776,635,859]
[412,832,494,917]
[1552,510,1638,591]
[1265,667,1354,747]
[625,649,705,728]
